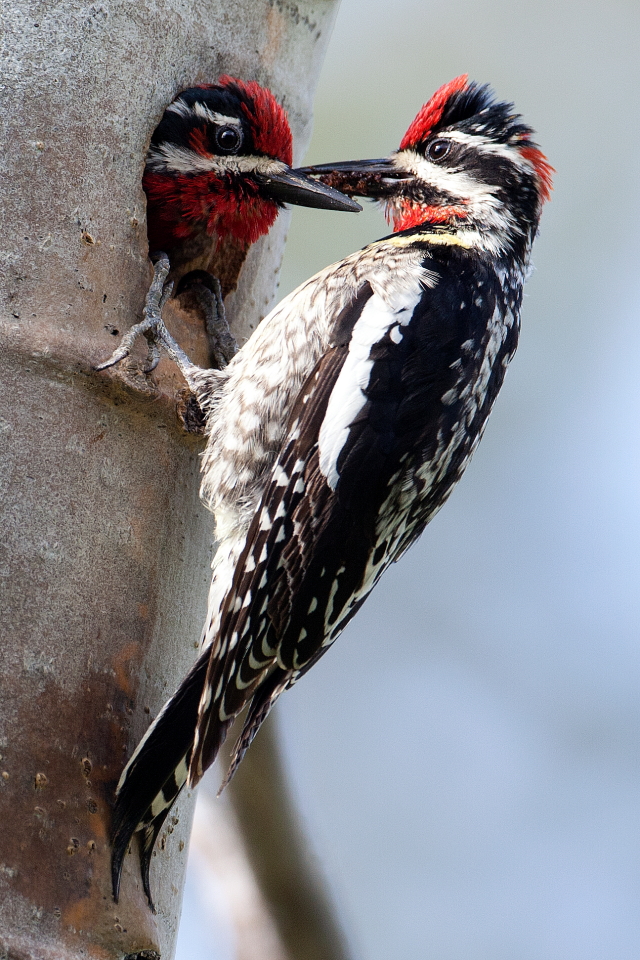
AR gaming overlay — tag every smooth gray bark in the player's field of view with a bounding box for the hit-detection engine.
[0,2,342,957]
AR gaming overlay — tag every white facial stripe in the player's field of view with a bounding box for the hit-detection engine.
[439,130,531,169]
[146,142,216,174]
[166,98,242,129]
[146,142,288,177]
[318,284,423,490]
[394,149,501,205]
[389,148,521,252]
[193,105,241,127]
[165,98,192,119]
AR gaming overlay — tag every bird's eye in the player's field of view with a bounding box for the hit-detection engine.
[215,126,242,153]
[427,139,451,162]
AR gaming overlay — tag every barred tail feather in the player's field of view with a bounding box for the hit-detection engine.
[111,648,210,903]
[139,806,172,913]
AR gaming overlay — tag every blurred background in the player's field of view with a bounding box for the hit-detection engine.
[178,0,640,957]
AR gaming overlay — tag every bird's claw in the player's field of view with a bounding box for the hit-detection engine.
[204,275,237,368]
[175,270,238,369]
[95,255,177,373]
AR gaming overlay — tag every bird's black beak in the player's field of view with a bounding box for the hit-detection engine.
[256,167,362,212]
[296,158,411,200]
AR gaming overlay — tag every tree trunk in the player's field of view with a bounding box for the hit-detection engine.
[0,2,341,957]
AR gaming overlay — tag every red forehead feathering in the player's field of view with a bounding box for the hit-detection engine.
[218,75,293,165]
[399,75,469,150]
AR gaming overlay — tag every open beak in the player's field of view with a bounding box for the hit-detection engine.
[295,157,411,200]
[256,167,362,212]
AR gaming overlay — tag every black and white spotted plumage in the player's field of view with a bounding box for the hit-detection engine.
[111,77,552,907]
[191,239,523,768]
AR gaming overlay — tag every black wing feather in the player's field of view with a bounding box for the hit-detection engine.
[205,249,517,728]
[191,254,519,776]
[112,245,521,907]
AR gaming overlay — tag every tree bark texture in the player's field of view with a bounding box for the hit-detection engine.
[0,2,341,958]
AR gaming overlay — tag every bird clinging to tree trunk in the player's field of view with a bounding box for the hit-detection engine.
[97,75,360,374]
[106,75,553,909]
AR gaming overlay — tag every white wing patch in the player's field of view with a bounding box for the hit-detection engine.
[318,286,423,490]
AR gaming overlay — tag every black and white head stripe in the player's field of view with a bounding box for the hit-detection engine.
[145,80,291,177]
[146,85,282,176]
[166,97,243,130]
[301,80,549,257]
[145,145,289,178]
[149,85,253,156]
[402,81,535,149]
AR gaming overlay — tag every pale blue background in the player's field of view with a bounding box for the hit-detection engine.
[178,0,640,957]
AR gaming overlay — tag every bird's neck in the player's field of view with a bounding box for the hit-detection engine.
[391,200,468,233]
[391,200,535,265]
[143,171,279,254]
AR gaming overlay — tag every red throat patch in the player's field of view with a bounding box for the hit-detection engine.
[143,171,279,251]
[390,199,468,233]
[400,75,469,150]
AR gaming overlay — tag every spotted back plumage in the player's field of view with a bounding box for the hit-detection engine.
[188,235,522,783]
[111,78,551,908]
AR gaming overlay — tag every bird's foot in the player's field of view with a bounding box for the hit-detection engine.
[95,254,200,385]
[175,270,238,369]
